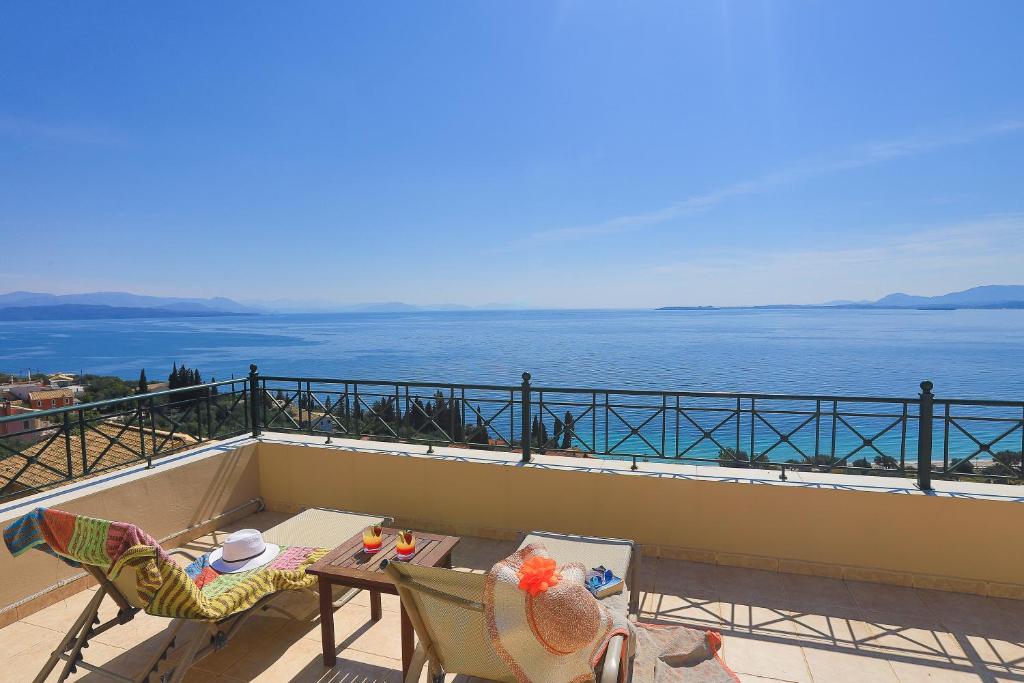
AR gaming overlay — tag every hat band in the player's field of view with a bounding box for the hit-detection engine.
[221,548,266,564]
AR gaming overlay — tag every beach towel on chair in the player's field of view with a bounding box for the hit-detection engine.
[4,508,328,621]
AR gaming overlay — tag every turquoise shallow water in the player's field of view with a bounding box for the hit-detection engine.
[1,308,1021,463]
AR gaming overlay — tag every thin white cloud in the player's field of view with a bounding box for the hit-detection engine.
[495,119,1024,252]
[643,213,1024,306]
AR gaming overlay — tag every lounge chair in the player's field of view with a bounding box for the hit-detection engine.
[4,504,391,683]
[385,530,638,683]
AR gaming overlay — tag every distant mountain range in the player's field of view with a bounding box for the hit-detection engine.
[0,291,259,315]
[0,291,529,320]
[237,298,530,313]
[658,285,1024,311]
[0,304,252,321]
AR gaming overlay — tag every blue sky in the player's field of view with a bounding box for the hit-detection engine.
[1,1,1022,308]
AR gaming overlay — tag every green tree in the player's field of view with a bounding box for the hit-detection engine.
[137,369,148,394]
[874,454,898,469]
[950,457,974,474]
[719,448,769,469]
[561,412,574,449]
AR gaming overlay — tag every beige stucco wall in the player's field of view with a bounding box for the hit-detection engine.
[0,440,260,620]
[257,439,1024,598]
[2,434,1019,620]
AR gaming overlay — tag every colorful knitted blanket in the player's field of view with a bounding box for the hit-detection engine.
[4,508,327,621]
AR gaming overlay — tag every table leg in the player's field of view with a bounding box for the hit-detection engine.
[318,578,336,667]
[400,603,414,677]
[370,590,382,621]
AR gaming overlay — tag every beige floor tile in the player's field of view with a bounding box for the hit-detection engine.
[989,597,1024,632]
[737,675,805,683]
[227,636,400,682]
[714,565,788,604]
[721,636,813,683]
[349,589,401,613]
[90,611,175,650]
[643,592,729,628]
[299,603,404,662]
[657,558,721,594]
[846,581,932,619]
[784,612,869,650]
[4,639,64,682]
[780,573,857,610]
[888,658,986,682]
[0,620,63,660]
[720,603,800,638]
[856,616,969,665]
[961,633,1024,674]
[801,645,900,682]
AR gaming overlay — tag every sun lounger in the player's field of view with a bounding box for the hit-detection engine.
[3,504,391,683]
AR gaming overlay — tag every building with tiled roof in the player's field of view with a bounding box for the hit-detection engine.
[0,421,197,499]
[26,388,75,410]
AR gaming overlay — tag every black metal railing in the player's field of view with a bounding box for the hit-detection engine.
[2,365,1021,502]
[248,367,1021,487]
[0,378,251,502]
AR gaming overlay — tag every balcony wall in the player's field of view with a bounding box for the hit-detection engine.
[2,432,1021,627]
[257,435,1024,597]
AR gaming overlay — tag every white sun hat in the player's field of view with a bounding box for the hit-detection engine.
[209,529,280,574]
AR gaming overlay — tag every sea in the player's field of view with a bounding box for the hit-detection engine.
[2,308,1022,462]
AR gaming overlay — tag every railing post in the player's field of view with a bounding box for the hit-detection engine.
[248,364,262,438]
[62,411,73,480]
[917,380,933,491]
[138,400,150,468]
[521,372,532,463]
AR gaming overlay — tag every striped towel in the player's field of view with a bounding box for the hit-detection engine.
[4,507,327,621]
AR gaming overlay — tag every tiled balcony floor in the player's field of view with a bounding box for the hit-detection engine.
[2,511,1022,682]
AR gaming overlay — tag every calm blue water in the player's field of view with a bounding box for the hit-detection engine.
[2,309,1022,463]
[2,308,1022,398]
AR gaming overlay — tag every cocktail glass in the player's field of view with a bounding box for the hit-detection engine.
[362,525,383,554]
[395,530,416,560]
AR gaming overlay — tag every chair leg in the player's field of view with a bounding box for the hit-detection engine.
[34,587,107,683]
[165,623,212,683]
[403,642,428,683]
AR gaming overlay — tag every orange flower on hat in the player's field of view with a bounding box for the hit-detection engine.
[516,555,561,596]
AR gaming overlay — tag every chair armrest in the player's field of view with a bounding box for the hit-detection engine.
[599,634,626,683]
[169,548,199,562]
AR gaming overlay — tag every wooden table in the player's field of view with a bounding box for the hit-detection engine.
[306,528,460,675]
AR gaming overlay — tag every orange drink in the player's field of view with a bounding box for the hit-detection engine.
[395,530,416,560]
[362,525,383,554]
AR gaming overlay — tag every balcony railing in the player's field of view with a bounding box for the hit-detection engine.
[2,365,1021,501]
[0,378,251,501]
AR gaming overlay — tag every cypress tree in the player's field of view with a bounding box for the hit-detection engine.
[169,363,178,390]
[137,369,149,394]
[562,412,574,449]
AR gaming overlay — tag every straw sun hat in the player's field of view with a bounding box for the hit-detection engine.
[485,544,629,682]
[209,529,280,574]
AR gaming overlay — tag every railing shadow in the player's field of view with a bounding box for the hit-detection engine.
[642,558,1024,682]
